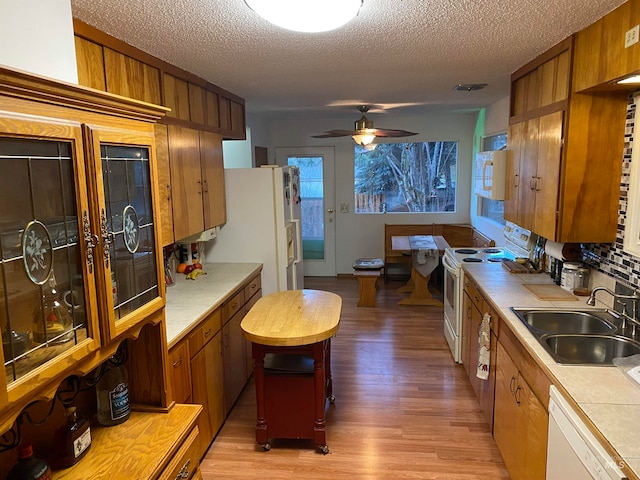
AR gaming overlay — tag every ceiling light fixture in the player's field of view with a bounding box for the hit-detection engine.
[352,130,376,146]
[244,0,363,33]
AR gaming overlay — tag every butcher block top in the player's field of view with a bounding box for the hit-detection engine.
[241,289,342,346]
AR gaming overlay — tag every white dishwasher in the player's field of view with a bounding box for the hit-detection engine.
[547,386,627,480]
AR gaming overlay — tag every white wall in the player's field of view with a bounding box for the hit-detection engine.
[222,127,253,168]
[266,111,478,274]
[0,0,77,84]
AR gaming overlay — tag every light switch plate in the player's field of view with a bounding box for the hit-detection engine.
[625,25,639,48]
[340,203,349,213]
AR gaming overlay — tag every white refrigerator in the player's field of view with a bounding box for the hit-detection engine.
[206,165,303,295]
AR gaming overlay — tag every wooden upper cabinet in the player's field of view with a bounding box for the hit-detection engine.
[200,131,227,229]
[74,36,106,91]
[189,83,206,124]
[538,50,570,108]
[230,101,246,138]
[167,125,203,240]
[218,97,231,131]
[103,48,161,104]
[205,91,220,128]
[163,73,191,121]
[573,0,640,92]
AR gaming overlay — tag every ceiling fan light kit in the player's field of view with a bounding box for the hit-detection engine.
[244,0,363,33]
[312,105,418,146]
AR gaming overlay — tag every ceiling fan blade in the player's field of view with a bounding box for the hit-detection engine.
[311,130,357,138]
[370,128,418,138]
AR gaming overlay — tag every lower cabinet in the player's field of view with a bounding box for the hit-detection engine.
[462,278,498,428]
[493,339,549,480]
[189,310,224,459]
[167,272,261,458]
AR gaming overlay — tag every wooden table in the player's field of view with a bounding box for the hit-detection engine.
[241,289,342,454]
[391,235,446,306]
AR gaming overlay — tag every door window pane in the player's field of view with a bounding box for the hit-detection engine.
[287,157,324,260]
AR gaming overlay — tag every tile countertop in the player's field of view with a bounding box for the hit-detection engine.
[164,263,263,349]
[463,263,640,478]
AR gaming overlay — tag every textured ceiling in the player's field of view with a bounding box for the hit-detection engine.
[70,0,625,120]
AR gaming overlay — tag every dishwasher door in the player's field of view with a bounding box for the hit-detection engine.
[547,386,627,480]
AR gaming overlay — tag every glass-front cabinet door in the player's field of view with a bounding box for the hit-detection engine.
[85,127,164,342]
[0,116,100,399]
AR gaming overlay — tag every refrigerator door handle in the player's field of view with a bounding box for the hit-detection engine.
[293,218,303,264]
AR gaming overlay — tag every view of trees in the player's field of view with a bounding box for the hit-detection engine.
[354,141,458,213]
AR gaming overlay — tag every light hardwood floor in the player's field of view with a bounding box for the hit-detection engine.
[200,276,509,479]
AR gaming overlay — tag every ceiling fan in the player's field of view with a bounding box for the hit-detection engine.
[311,105,418,147]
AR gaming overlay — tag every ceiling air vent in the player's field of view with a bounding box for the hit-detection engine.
[453,83,488,91]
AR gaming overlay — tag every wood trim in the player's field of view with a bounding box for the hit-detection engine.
[509,99,568,125]
[73,18,245,105]
[0,65,168,122]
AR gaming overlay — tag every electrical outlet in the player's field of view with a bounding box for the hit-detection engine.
[625,25,639,48]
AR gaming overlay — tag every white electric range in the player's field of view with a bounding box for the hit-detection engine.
[441,222,537,363]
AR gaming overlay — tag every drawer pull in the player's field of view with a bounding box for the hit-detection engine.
[509,375,517,395]
[173,356,183,368]
[175,458,191,479]
[204,328,212,338]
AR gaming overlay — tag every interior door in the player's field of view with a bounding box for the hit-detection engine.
[276,147,336,277]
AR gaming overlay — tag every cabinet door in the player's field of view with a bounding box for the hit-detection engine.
[505,121,525,223]
[461,291,473,376]
[493,342,522,478]
[223,309,248,414]
[169,340,192,404]
[199,132,226,229]
[84,127,164,342]
[517,370,548,479]
[0,116,101,403]
[519,118,539,231]
[533,111,563,241]
[191,331,224,459]
[167,126,204,240]
[154,124,174,246]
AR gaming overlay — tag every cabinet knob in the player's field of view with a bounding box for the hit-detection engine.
[175,459,191,479]
[204,328,212,338]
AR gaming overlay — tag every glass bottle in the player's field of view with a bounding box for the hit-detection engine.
[573,267,591,296]
[50,406,92,469]
[33,274,73,345]
[7,444,52,480]
[96,361,131,426]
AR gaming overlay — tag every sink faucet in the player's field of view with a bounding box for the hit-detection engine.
[587,287,640,332]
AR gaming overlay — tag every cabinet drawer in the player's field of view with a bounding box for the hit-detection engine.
[244,275,261,301]
[224,289,245,322]
[463,279,483,310]
[168,341,192,404]
[188,310,221,357]
[158,426,200,480]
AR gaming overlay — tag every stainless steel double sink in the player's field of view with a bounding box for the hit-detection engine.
[510,308,640,365]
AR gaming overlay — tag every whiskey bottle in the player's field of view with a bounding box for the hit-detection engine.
[50,406,92,469]
[7,444,52,480]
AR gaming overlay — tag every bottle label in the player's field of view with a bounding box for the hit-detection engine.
[109,382,130,420]
[73,428,92,458]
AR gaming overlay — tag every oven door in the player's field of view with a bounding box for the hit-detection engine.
[442,254,462,363]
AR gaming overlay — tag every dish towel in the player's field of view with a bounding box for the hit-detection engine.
[476,312,491,380]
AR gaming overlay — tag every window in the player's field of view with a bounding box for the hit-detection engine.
[479,133,507,224]
[354,141,457,213]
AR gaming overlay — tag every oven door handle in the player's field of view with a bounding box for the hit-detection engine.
[442,254,458,275]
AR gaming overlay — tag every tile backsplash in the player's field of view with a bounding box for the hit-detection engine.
[582,92,640,290]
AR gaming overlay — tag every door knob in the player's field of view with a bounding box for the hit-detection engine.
[327,208,334,213]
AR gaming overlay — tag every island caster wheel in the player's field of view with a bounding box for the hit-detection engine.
[320,445,329,455]
[263,443,271,451]
[329,394,336,404]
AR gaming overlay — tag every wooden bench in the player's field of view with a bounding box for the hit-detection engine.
[352,258,384,307]
[384,224,495,281]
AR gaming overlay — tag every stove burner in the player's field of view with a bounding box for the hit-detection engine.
[487,257,506,262]
[462,257,483,263]
[483,248,502,254]
[455,249,478,255]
